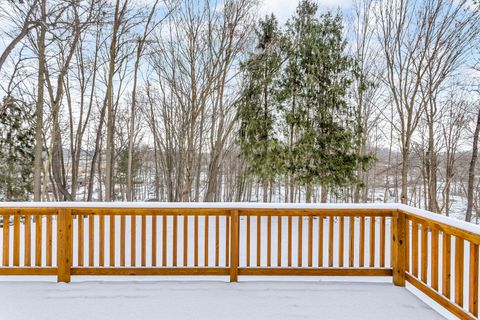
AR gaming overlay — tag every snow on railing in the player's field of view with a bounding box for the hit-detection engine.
[0,203,478,319]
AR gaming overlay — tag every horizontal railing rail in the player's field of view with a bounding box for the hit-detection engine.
[0,203,478,319]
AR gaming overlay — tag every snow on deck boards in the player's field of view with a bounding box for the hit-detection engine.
[0,280,445,320]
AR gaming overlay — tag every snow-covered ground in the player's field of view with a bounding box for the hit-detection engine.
[0,279,445,320]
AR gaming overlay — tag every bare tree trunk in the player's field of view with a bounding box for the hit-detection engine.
[33,0,46,202]
[466,109,480,222]
[104,0,122,202]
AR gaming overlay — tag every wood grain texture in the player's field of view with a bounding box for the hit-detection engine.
[412,222,419,277]
[89,215,94,266]
[406,273,475,320]
[13,215,20,266]
[421,224,428,283]
[141,215,146,267]
[455,237,464,307]
[35,214,41,266]
[152,215,157,267]
[57,209,72,283]
[392,211,406,287]
[230,210,239,282]
[78,214,84,267]
[328,216,334,267]
[24,215,31,266]
[120,215,125,266]
[257,215,261,267]
[131,215,136,267]
[2,215,11,268]
[442,232,451,299]
[46,215,52,266]
[277,216,282,267]
[349,216,354,267]
[298,216,303,267]
[369,216,375,267]
[470,243,479,317]
[431,228,439,291]
[359,216,365,267]
[110,215,116,267]
[380,216,386,268]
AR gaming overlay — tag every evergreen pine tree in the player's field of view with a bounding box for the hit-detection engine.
[279,0,371,202]
[0,96,35,201]
[238,14,283,201]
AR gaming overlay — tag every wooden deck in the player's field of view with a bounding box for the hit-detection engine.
[0,203,478,319]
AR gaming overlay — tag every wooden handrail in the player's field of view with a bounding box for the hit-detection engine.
[0,203,479,319]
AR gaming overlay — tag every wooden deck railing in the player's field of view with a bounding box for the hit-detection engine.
[0,203,478,319]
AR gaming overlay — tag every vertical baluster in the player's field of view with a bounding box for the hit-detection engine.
[215,215,219,267]
[184,214,188,267]
[246,215,251,267]
[120,215,126,266]
[442,232,451,299]
[359,216,365,267]
[455,237,464,307]
[141,215,146,267]
[131,214,136,267]
[46,215,52,266]
[288,216,292,267]
[380,216,386,268]
[35,214,41,266]
[2,214,9,266]
[349,216,354,267]
[13,215,20,266]
[194,215,199,267]
[431,228,439,290]
[318,216,324,267]
[257,215,261,267]
[110,215,116,267]
[173,215,177,267]
[162,215,167,267]
[204,215,209,266]
[339,216,344,268]
[78,213,84,266]
[412,222,419,277]
[277,216,282,267]
[328,216,334,267]
[152,215,157,267]
[298,216,303,267]
[25,215,31,266]
[99,215,105,267]
[404,219,409,272]
[267,216,272,267]
[308,216,313,267]
[421,224,428,283]
[470,242,479,317]
[225,215,230,267]
[369,216,375,267]
[230,210,239,282]
[89,214,94,266]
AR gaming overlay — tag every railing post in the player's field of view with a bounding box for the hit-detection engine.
[230,210,239,282]
[57,208,72,283]
[392,209,406,286]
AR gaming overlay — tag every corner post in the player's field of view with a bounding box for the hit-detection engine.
[230,210,239,282]
[392,209,406,286]
[57,208,72,283]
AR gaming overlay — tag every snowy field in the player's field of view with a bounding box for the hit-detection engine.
[0,279,446,320]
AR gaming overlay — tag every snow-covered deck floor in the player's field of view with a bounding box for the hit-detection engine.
[0,279,446,320]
